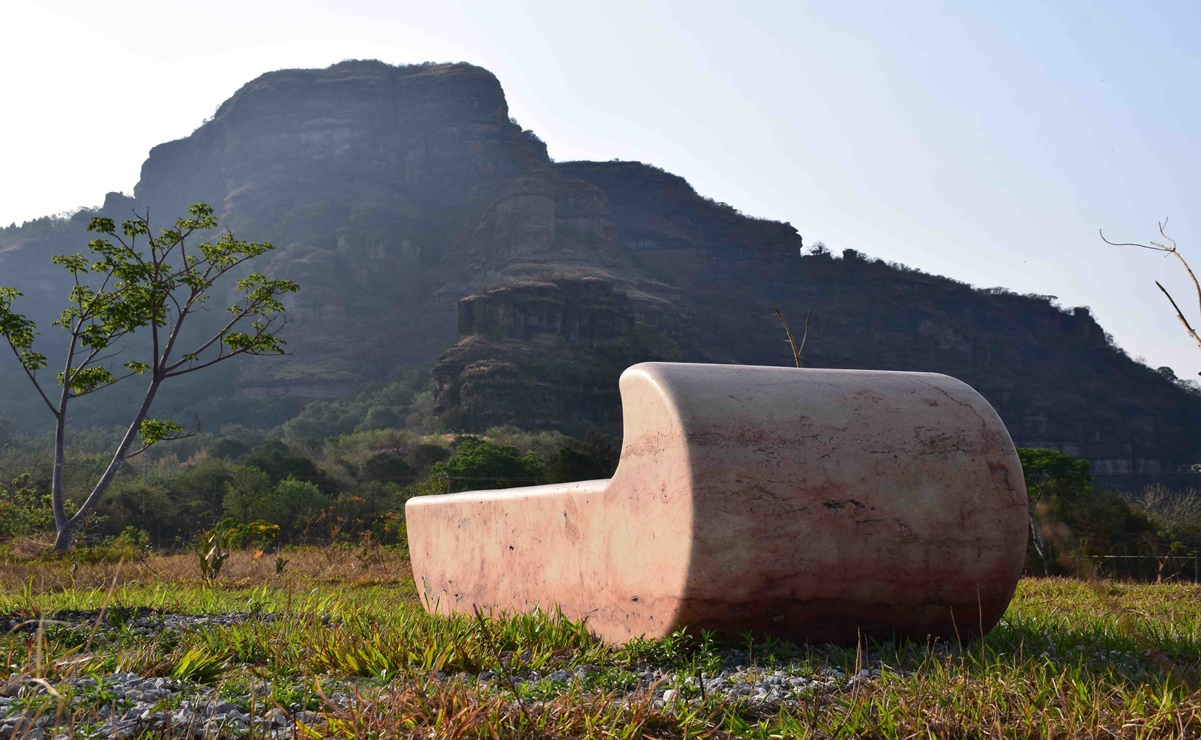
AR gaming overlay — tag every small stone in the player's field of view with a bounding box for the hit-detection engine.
[548,670,569,682]
[662,689,677,702]
[169,709,196,727]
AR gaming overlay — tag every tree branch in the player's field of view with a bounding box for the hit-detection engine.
[773,308,801,369]
[162,299,274,374]
[773,307,812,369]
[163,315,290,378]
[797,306,813,367]
[1103,220,1201,360]
[1099,230,1164,251]
[125,429,199,460]
[1156,281,1201,352]
[5,341,57,417]
[69,367,151,399]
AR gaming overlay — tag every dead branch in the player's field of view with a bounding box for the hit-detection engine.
[773,307,813,369]
[1101,220,1201,356]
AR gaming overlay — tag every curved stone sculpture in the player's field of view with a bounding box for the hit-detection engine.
[406,362,1028,645]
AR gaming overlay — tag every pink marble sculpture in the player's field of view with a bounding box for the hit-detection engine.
[406,362,1028,645]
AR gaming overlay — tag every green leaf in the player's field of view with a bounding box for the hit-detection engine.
[61,365,116,394]
[1017,447,1093,501]
[170,645,228,684]
[51,253,89,273]
[86,217,116,235]
[0,287,45,371]
[139,418,185,446]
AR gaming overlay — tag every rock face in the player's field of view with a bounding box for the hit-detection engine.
[433,277,680,436]
[1,59,1198,482]
[456,277,634,344]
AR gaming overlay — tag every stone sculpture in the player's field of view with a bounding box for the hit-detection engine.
[406,362,1028,645]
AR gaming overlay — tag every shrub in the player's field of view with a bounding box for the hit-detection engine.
[421,437,543,495]
[0,474,52,538]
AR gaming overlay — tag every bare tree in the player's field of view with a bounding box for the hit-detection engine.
[1101,220,1201,354]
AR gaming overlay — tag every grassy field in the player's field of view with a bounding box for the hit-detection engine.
[2,547,1201,738]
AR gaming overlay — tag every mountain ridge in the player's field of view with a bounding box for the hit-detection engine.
[0,59,1196,486]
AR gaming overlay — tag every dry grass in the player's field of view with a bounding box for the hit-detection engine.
[0,545,413,594]
[4,549,1201,737]
[314,677,733,740]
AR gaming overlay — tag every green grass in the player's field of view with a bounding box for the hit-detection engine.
[2,549,1201,738]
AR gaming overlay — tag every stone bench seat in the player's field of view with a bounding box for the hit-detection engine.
[406,362,1028,645]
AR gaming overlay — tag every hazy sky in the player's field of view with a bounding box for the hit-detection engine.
[2,0,1199,377]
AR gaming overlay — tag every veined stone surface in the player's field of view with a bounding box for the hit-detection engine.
[407,362,1028,645]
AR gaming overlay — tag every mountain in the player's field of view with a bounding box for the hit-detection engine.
[1,59,1197,486]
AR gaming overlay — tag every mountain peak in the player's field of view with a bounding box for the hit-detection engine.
[1,61,1196,483]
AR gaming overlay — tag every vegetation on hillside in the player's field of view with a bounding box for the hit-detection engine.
[0,416,621,553]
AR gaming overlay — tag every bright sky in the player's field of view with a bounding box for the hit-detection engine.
[2,0,1199,378]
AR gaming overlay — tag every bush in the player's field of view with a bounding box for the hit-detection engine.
[109,481,178,543]
[0,474,52,539]
[1019,447,1161,575]
[223,467,275,524]
[362,452,414,483]
[244,441,335,494]
[544,447,609,484]
[422,437,543,495]
[270,477,332,540]
[209,437,251,460]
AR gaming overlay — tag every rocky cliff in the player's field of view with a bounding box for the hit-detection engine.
[1,59,1197,484]
[432,277,680,435]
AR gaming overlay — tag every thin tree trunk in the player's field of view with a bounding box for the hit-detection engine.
[52,378,162,553]
[1029,509,1051,577]
[50,336,77,537]
[51,410,68,533]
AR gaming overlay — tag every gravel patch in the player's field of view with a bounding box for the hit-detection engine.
[0,658,893,738]
[1,671,312,739]
[2,609,291,639]
[1,612,914,737]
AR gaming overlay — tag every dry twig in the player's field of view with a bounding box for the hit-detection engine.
[773,307,813,369]
[1101,219,1201,354]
